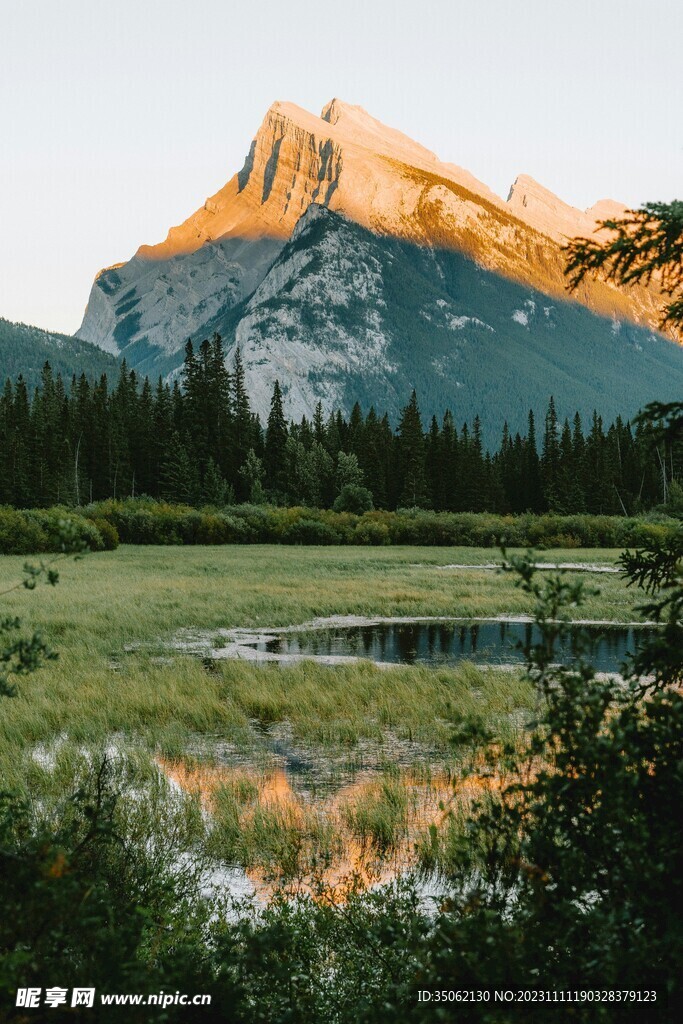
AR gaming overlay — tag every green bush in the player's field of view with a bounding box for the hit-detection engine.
[86,517,119,550]
[195,513,249,545]
[333,484,374,515]
[0,507,108,555]
[81,500,228,546]
[282,519,342,545]
[0,506,48,554]
[354,518,390,545]
[4,499,681,552]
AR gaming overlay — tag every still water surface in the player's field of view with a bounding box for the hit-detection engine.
[248,621,652,674]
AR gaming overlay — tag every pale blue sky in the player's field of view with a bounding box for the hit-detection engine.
[1,0,680,334]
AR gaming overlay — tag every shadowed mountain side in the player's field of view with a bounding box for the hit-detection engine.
[385,159,659,326]
[81,234,285,359]
[203,208,683,445]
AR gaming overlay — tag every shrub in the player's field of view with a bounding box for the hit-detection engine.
[0,507,106,554]
[86,517,119,550]
[282,519,342,545]
[195,513,249,545]
[5,500,682,551]
[0,506,47,554]
[333,485,374,515]
[354,518,390,546]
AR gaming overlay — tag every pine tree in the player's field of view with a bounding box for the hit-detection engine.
[11,376,33,506]
[231,346,252,491]
[541,396,560,510]
[208,333,232,474]
[201,457,228,506]
[354,407,384,508]
[462,415,487,511]
[584,412,612,514]
[152,378,173,497]
[264,381,288,498]
[239,449,267,505]
[313,402,325,446]
[426,415,442,510]
[440,411,459,512]
[396,390,428,507]
[159,432,199,505]
[523,410,543,512]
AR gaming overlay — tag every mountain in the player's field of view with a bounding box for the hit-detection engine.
[0,317,118,388]
[77,98,682,438]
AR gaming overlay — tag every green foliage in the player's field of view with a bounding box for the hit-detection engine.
[239,448,267,504]
[0,754,232,1021]
[333,484,374,514]
[620,526,683,689]
[335,451,364,490]
[0,507,112,555]
[396,549,683,1018]
[86,516,120,550]
[4,499,680,553]
[282,518,342,546]
[565,200,683,335]
[209,881,427,1023]
[2,348,680,519]
[0,506,46,554]
[77,498,249,546]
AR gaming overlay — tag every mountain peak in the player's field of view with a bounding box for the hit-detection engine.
[506,174,625,242]
[77,97,661,367]
[320,97,350,124]
[320,97,379,129]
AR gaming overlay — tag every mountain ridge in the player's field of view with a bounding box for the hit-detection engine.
[0,317,119,388]
[74,97,681,435]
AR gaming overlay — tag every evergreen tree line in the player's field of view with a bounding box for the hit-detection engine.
[0,334,680,514]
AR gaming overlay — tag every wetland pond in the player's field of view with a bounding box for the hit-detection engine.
[232,620,654,675]
[159,615,655,901]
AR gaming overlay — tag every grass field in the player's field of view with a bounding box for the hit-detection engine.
[0,544,639,754]
[0,544,642,886]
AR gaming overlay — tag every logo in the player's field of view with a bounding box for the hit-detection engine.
[15,987,96,1009]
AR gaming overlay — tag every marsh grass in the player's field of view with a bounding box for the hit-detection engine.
[0,544,636,895]
[0,543,629,774]
[14,736,516,896]
[170,756,457,890]
[0,655,533,779]
[195,765,345,882]
[18,741,207,875]
[341,778,411,854]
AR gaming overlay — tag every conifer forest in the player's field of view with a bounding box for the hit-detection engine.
[1,335,679,516]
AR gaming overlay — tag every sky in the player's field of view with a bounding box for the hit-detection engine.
[0,0,681,335]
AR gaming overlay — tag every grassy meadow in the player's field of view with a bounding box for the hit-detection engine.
[0,543,642,886]
[0,544,638,750]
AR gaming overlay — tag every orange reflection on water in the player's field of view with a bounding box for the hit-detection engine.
[157,756,459,900]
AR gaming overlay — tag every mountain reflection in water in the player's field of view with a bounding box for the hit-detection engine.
[158,757,486,902]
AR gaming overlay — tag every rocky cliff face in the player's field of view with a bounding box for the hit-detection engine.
[76,98,679,429]
[208,205,683,443]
